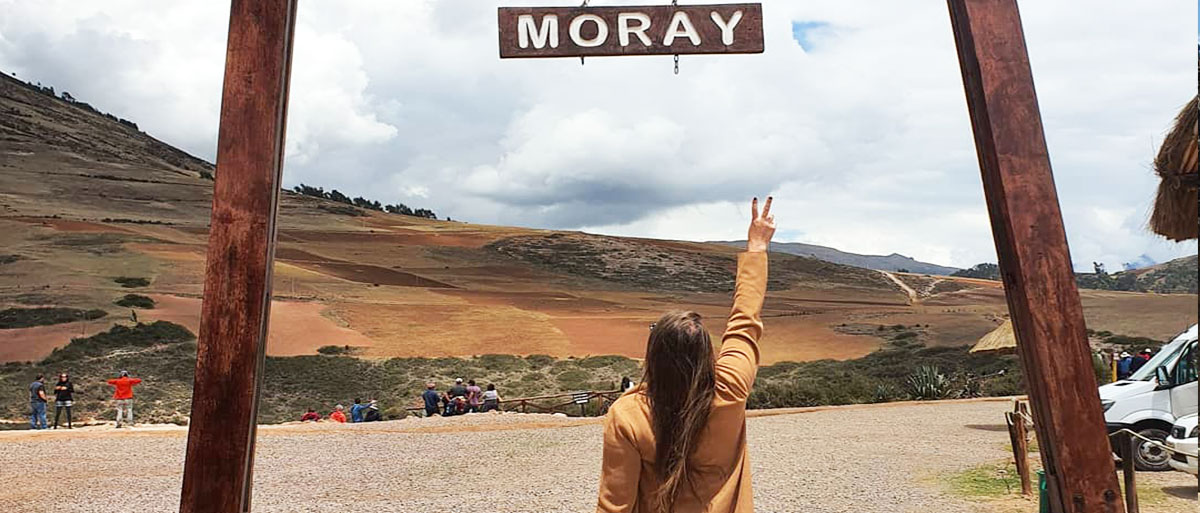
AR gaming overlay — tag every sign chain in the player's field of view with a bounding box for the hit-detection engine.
[672,0,680,74]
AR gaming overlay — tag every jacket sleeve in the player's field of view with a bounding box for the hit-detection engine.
[106,379,117,385]
[131,378,143,385]
[714,252,768,402]
[595,412,641,513]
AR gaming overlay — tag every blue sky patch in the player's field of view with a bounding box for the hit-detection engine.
[792,21,829,51]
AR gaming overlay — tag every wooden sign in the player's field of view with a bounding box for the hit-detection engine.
[498,3,764,58]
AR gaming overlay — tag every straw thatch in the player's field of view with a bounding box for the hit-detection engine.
[970,319,1015,355]
[1149,90,1198,242]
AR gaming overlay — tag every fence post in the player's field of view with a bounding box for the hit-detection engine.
[1015,405,1032,496]
[1006,409,1033,496]
[1120,431,1139,513]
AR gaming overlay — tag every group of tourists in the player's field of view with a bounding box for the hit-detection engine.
[1116,348,1156,380]
[299,398,382,423]
[421,378,500,417]
[28,370,142,429]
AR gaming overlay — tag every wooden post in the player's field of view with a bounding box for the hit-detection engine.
[1120,431,1139,513]
[947,1,1124,512]
[1006,409,1033,496]
[178,1,297,512]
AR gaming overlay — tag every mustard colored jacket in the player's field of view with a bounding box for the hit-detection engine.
[597,251,767,513]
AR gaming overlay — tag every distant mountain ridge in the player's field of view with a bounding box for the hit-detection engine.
[711,241,960,275]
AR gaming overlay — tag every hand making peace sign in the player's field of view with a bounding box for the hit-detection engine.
[747,196,776,253]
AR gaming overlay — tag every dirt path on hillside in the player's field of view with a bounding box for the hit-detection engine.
[880,270,919,305]
[7,399,1192,513]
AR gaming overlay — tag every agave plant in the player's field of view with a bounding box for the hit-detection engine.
[871,383,898,403]
[906,365,950,400]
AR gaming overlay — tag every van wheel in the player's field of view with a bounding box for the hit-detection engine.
[1133,428,1171,471]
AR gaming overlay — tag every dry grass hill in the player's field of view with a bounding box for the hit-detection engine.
[0,71,1195,424]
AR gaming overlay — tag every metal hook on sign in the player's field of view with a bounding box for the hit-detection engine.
[673,55,680,75]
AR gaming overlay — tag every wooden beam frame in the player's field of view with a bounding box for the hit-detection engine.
[178,1,1125,511]
[178,0,297,512]
[947,1,1123,511]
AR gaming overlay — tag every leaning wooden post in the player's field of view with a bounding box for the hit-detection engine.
[1005,409,1033,496]
[947,1,1123,512]
[179,1,297,512]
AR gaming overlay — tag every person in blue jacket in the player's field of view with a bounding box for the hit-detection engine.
[1116,352,1133,380]
[349,397,368,423]
[422,383,441,417]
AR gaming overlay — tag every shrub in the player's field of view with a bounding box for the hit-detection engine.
[872,384,899,403]
[114,276,150,288]
[524,354,554,368]
[476,354,526,372]
[198,170,214,180]
[556,369,591,389]
[317,345,354,355]
[0,307,107,329]
[0,254,19,265]
[906,365,950,400]
[42,321,195,363]
[115,294,155,309]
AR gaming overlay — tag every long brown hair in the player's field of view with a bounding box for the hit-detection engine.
[643,311,716,512]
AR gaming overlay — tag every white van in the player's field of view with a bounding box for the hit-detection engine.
[1099,324,1198,471]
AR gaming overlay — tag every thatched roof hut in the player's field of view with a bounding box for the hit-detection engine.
[970,319,1015,355]
[1148,80,1198,241]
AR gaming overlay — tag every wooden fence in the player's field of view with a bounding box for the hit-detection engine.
[405,389,624,417]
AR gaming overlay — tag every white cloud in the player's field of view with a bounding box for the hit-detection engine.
[0,0,1195,270]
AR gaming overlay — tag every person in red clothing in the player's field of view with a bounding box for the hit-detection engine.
[300,408,321,422]
[328,405,347,423]
[106,370,142,428]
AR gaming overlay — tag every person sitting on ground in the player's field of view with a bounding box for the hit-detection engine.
[445,378,469,416]
[329,404,347,423]
[300,408,321,422]
[349,398,367,423]
[53,372,75,429]
[363,400,382,422]
[620,376,637,394]
[596,197,775,513]
[29,373,48,430]
[106,370,142,428]
[466,379,483,413]
[422,383,441,417]
[481,384,501,412]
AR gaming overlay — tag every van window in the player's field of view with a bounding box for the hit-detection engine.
[1175,342,1196,385]
[1129,338,1188,381]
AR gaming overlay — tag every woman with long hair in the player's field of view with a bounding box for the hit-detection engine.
[597,197,775,513]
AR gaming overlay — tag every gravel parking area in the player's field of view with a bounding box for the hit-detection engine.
[1,398,1192,512]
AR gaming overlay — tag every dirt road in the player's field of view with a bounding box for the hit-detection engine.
[0,399,1194,512]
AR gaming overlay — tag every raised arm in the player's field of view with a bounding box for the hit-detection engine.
[714,197,775,402]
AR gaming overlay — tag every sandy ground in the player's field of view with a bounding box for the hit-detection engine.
[1,398,1193,512]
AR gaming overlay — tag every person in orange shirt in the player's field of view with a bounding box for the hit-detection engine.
[596,197,775,513]
[329,404,347,423]
[106,370,142,428]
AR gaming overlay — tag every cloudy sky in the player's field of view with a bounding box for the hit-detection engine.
[1,0,1196,270]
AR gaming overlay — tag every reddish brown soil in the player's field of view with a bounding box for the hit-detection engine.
[0,321,110,362]
[281,229,498,248]
[7,216,133,234]
[284,261,453,288]
[139,294,375,356]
